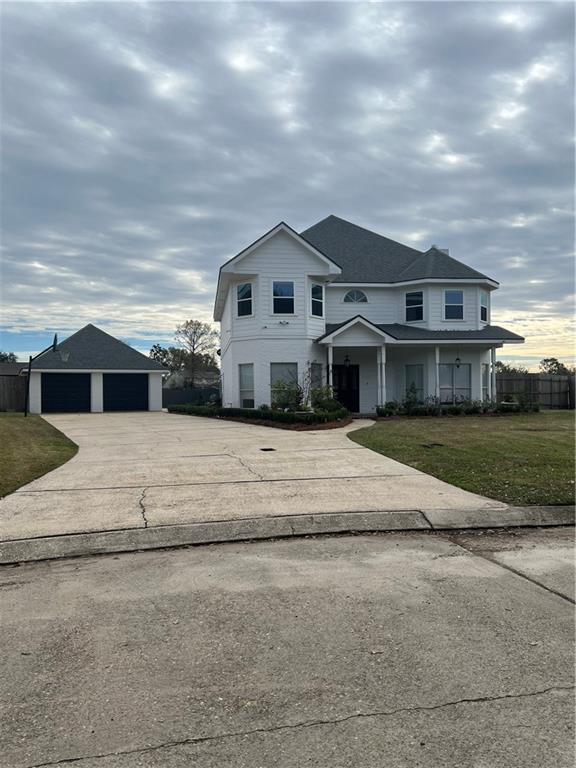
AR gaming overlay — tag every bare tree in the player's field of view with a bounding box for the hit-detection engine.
[174,320,219,386]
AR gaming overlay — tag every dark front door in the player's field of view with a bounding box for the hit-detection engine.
[333,364,360,413]
[41,373,91,413]
[103,373,149,411]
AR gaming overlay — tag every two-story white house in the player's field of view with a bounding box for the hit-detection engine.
[214,216,524,413]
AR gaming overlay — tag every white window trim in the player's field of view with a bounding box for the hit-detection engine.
[236,282,254,319]
[310,281,324,318]
[443,288,465,322]
[479,290,489,325]
[342,289,369,304]
[271,279,295,316]
[405,290,424,324]
[238,363,255,408]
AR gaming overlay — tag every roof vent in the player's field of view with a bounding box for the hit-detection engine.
[431,244,449,255]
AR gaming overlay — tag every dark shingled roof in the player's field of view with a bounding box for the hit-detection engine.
[301,215,494,283]
[31,324,166,371]
[318,318,524,343]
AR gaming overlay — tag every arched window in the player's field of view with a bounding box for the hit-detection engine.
[343,289,368,303]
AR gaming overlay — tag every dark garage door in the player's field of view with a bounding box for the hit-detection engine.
[41,373,91,413]
[103,373,148,411]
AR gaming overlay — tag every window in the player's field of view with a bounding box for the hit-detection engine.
[439,363,471,403]
[405,364,424,401]
[310,362,323,389]
[237,283,252,317]
[444,289,464,320]
[482,363,489,401]
[405,291,424,322]
[480,291,488,323]
[311,283,324,317]
[273,281,294,314]
[343,289,368,303]
[270,363,298,405]
[238,363,254,408]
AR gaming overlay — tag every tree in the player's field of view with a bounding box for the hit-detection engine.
[174,320,219,386]
[494,361,528,375]
[0,351,17,362]
[149,345,191,375]
[539,358,575,376]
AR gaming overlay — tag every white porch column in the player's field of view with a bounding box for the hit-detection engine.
[381,344,387,404]
[490,348,497,402]
[327,345,333,389]
[434,345,440,401]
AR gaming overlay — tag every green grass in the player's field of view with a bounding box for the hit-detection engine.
[349,411,575,506]
[0,414,77,498]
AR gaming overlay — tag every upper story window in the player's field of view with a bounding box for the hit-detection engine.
[311,283,324,317]
[273,281,294,314]
[480,291,488,323]
[444,289,464,320]
[237,283,252,317]
[343,289,367,303]
[405,291,424,322]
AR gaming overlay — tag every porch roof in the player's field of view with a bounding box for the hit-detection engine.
[316,317,524,344]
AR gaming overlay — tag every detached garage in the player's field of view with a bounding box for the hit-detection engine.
[29,324,166,414]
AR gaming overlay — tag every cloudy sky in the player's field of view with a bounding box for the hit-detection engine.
[1,0,574,367]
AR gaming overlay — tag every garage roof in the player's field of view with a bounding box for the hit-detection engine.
[31,324,167,371]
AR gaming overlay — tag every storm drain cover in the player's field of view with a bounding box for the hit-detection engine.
[260,448,276,452]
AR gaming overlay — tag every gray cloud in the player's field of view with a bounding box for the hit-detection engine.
[1,1,574,362]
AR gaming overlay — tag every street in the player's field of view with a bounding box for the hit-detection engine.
[1,527,574,767]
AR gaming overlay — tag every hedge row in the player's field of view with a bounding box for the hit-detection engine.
[167,404,349,424]
[376,401,540,417]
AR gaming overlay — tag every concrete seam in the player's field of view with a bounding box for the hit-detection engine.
[418,509,434,529]
[446,536,576,605]
[25,684,574,767]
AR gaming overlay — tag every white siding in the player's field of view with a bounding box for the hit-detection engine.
[325,286,400,325]
[227,230,332,342]
[29,372,41,414]
[221,338,325,408]
[429,285,479,330]
[91,373,103,412]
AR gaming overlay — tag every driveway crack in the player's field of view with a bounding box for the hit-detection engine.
[25,684,573,766]
[138,488,148,528]
[233,455,265,481]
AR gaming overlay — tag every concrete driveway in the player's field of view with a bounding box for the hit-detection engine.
[0,412,505,543]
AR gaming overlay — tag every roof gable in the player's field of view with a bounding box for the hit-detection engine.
[316,315,393,344]
[31,324,166,371]
[214,221,341,320]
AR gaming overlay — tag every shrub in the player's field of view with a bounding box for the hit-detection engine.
[167,404,348,424]
[310,385,345,412]
[271,380,303,411]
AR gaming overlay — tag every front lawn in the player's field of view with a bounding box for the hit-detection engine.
[349,411,575,506]
[0,414,77,498]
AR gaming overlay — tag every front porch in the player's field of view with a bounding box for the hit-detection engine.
[322,343,496,414]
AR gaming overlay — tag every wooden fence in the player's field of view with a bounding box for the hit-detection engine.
[0,376,27,411]
[496,374,575,409]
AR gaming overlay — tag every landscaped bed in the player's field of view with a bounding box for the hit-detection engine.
[0,413,78,498]
[349,410,575,506]
[167,404,351,430]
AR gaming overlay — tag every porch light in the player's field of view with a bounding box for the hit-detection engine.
[344,354,350,368]
[455,356,461,368]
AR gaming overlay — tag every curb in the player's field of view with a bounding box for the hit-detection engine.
[0,506,573,565]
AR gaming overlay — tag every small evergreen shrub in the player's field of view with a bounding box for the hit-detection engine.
[168,404,348,424]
